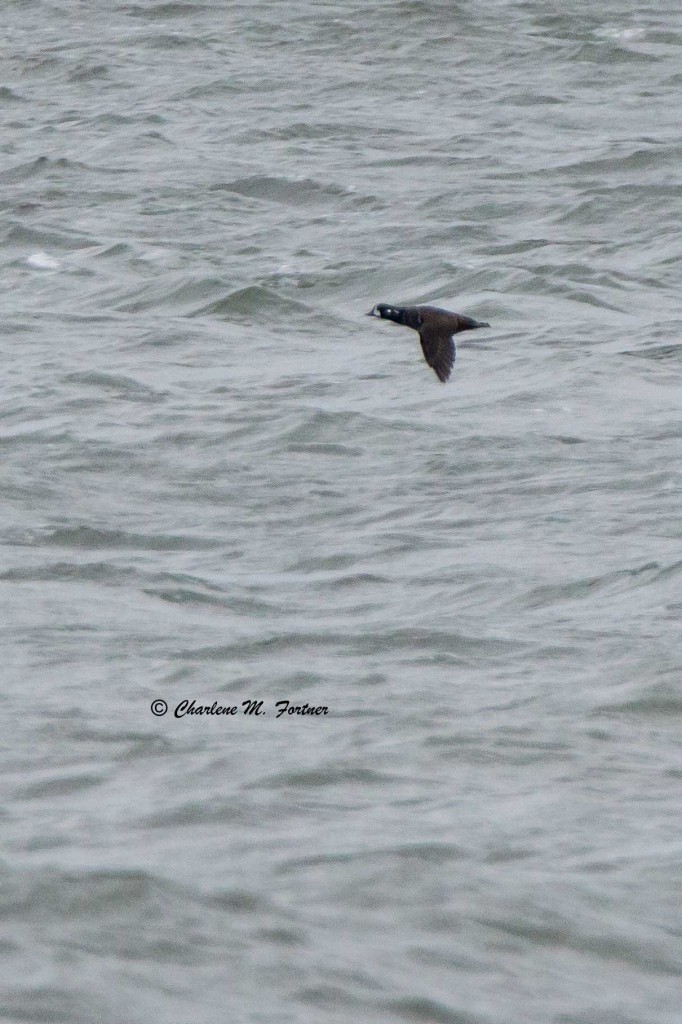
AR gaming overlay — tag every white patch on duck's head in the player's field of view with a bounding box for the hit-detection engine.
[366,303,398,320]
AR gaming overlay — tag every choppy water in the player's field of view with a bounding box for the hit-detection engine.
[1,2,681,1021]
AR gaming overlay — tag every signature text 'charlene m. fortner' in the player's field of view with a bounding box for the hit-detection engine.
[154,699,330,719]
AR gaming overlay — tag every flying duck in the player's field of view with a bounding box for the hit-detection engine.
[366,303,490,382]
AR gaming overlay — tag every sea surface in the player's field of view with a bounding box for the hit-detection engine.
[1,1,681,1022]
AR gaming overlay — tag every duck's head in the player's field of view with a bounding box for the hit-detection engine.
[365,303,404,324]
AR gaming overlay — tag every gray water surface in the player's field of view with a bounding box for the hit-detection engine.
[1,2,681,1022]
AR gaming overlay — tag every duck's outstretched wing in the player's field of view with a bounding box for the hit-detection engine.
[418,326,455,382]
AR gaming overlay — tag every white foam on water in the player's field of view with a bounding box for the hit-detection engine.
[26,251,61,270]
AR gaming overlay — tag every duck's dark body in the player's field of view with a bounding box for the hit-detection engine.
[366,303,490,382]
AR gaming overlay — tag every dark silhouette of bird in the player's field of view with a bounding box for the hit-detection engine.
[366,303,490,382]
